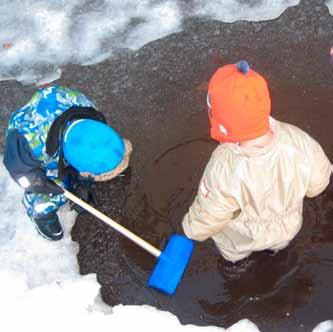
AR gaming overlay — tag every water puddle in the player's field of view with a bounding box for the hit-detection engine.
[107,84,333,331]
[72,58,333,332]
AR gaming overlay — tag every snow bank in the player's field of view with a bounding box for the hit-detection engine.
[0,271,260,332]
[0,0,181,84]
[0,0,301,84]
[0,159,79,288]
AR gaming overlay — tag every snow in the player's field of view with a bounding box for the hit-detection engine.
[326,0,333,15]
[0,0,303,84]
[0,0,182,84]
[191,0,300,22]
[0,162,79,288]
[313,321,333,332]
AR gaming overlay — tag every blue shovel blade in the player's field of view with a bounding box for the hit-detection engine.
[148,234,194,295]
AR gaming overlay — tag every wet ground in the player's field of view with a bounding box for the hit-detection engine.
[1,0,333,331]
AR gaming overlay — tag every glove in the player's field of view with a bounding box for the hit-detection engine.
[20,169,64,195]
[62,166,80,189]
[70,181,96,214]
[4,129,63,195]
[73,182,96,204]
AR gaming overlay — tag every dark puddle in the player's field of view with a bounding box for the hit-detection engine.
[68,2,333,330]
[72,83,333,332]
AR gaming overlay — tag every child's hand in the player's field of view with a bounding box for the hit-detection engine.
[23,170,64,195]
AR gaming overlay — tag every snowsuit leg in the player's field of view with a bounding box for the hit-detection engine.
[215,245,252,263]
[23,191,67,218]
[268,241,290,252]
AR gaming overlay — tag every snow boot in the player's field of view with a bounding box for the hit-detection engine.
[30,212,63,241]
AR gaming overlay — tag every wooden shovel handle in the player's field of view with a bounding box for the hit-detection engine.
[63,189,161,258]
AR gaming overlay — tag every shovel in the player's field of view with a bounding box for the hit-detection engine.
[63,189,194,295]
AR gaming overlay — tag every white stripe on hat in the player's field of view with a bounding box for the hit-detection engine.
[219,124,228,135]
[63,119,86,143]
[206,93,211,108]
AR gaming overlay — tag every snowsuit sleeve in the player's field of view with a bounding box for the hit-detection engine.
[306,137,332,198]
[3,129,44,185]
[182,150,239,241]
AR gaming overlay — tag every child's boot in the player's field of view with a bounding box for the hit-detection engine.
[30,212,63,241]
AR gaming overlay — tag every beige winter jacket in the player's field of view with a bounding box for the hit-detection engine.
[182,119,332,262]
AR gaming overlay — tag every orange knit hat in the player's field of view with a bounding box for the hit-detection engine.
[207,60,271,143]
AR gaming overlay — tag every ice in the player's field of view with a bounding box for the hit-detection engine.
[192,0,300,22]
[226,319,260,332]
[34,69,62,86]
[326,0,333,15]
[313,321,333,332]
[0,0,301,84]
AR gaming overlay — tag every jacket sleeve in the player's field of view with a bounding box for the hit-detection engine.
[3,129,43,185]
[182,156,239,241]
[306,137,332,198]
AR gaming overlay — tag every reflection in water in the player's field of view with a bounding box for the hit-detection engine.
[199,250,314,326]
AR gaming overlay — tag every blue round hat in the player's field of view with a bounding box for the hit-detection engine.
[63,119,125,175]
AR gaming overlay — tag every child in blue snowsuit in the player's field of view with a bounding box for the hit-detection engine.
[4,86,132,241]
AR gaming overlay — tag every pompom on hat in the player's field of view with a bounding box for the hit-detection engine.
[207,60,271,143]
[63,119,132,181]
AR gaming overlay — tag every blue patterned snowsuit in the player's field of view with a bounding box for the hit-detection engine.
[7,86,95,218]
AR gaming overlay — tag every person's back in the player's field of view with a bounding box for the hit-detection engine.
[182,61,332,262]
[3,86,132,241]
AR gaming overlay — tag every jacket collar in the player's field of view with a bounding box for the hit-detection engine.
[222,117,280,157]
